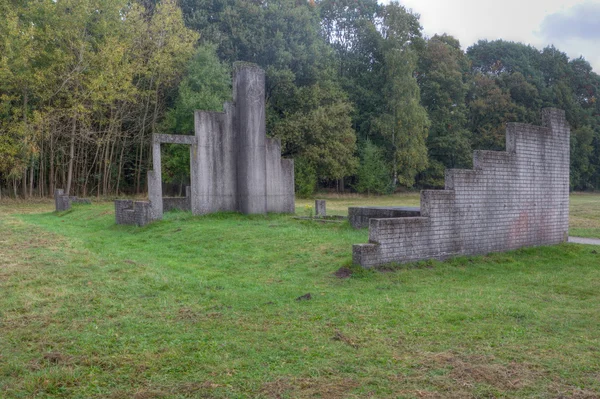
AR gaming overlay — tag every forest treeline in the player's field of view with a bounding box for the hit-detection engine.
[2,0,600,199]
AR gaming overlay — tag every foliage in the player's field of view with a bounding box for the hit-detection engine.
[373,3,429,188]
[354,139,390,195]
[293,157,318,197]
[4,0,600,195]
[417,34,472,185]
[162,44,231,135]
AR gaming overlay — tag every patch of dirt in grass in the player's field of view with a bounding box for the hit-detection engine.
[43,351,73,365]
[428,352,537,391]
[332,329,359,349]
[392,351,544,397]
[334,267,352,278]
[177,307,222,322]
[132,390,168,399]
[546,383,600,399]
[262,377,359,399]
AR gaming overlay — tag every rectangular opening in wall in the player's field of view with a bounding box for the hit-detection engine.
[161,143,191,212]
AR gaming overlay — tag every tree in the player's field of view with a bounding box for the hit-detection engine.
[271,82,358,182]
[373,2,429,188]
[354,139,389,195]
[160,44,231,190]
[417,34,471,186]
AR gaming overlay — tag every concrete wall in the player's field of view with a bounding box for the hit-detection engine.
[266,138,295,213]
[163,186,191,212]
[235,64,268,214]
[353,108,570,267]
[115,200,135,225]
[133,63,294,224]
[193,103,238,215]
[349,207,421,229]
[54,189,90,211]
[114,200,151,226]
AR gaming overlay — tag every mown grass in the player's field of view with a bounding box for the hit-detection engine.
[0,193,599,398]
[570,193,600,238]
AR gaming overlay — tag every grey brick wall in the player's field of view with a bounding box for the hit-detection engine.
[353,108,570,268]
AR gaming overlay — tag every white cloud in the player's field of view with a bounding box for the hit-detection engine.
[379,0,600,70]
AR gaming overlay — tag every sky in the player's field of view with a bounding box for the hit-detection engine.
[380,0,600,71]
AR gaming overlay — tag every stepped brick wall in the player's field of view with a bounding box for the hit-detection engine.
[353,108,570,268]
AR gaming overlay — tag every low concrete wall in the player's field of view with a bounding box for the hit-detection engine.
[54,189,91,211]
[114,200,152,226]
[163,186,191,212]
[349,207,421,229]
[353,108,570,267]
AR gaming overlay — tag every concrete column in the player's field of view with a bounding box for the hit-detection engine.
[234,64,267,214]
[147,139,163,220]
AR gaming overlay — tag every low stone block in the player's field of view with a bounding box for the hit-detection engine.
[315,200,326,217]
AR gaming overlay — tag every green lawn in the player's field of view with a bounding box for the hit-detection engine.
[1,194,600,398]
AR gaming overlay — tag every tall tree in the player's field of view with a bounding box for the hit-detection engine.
[417,34,471,186]
[373,2,429,188]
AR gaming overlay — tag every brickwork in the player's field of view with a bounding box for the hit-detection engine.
[353,108,570,267]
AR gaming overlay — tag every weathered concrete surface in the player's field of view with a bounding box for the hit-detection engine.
[114,199,151,226]
[54,189,90,211]
[147,137,163,221]
[119,63,294,226]
[353,108,570,267]
[115,200,135,225]
[163,186,191,212]
[54,189,71,211]
[235,64,268,214]
[349,206,421,229]
[193,104,238,214]
[266,138,295,213]
[152,63,293,220]
[315,200,326,217]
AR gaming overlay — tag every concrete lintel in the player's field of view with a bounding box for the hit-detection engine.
[153,134,197,145]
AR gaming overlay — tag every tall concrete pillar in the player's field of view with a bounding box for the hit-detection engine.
[234,64,267,214]
[148,139,163,220]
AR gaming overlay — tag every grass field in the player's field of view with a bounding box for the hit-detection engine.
[1,193,599,398]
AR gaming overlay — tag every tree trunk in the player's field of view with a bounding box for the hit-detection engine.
[49,127,54,196]
[66,113,77,195]
[22,171,27,198]
[29,156,34,197]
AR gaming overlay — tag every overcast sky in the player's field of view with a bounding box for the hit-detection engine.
[380,0,600,71]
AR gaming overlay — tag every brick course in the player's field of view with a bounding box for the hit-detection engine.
[353,108,570,267]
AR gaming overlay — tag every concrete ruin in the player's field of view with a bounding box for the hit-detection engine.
[315,200,326,217]
[349,207,420,229]
[54,189,91,212]
[114,200,151,226]
[115,63,295,226]
[353,108,570,268]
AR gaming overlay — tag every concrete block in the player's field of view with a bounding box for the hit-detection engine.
[315,200,326,217]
